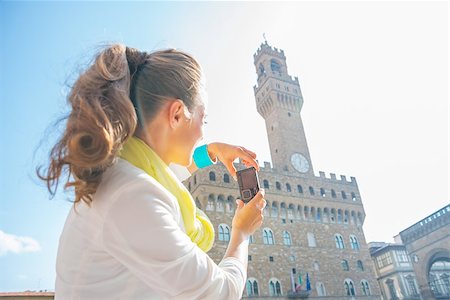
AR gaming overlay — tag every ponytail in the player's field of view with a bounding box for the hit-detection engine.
[37,44,137,204]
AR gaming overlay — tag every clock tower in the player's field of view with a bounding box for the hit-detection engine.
[253,41,314,176]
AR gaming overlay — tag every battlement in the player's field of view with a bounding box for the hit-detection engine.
[317,171,357,185]
[253,41,285,61]
[237,159,357,185]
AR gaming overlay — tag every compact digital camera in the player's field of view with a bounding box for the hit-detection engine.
[236,167,260,203]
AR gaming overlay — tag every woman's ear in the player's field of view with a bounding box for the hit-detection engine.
[167,99,185,129]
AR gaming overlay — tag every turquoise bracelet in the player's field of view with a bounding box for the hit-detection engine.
[193,144,216,168]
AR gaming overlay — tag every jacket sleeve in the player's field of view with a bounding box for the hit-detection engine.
[101,179,246,299]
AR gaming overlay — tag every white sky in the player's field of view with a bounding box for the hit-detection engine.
[181,2,449,243]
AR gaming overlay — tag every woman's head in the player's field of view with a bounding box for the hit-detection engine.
[38,44,206,204]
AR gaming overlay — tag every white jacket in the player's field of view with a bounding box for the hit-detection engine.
[55,159,246,299]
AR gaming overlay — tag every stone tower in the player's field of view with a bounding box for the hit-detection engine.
[184,42,381,299]
[253,41,313,176]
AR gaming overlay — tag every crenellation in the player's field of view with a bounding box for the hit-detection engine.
[330,173,336,180]
[340,175,347,182]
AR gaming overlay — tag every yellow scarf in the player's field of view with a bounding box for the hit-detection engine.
[119,137,215,252]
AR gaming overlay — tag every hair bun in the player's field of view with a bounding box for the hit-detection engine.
[66,116,113,169]
[125,47,148,74]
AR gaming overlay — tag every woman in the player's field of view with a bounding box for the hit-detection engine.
[39,44,266,299]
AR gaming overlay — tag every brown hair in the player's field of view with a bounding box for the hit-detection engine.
[37,44,204,204]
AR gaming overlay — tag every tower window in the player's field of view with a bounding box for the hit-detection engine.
[309,186,315,195]
[331,189,336,198]
[341,191,347,199]
[263,179,269,189]
[320,188,326,197]
[297,185,303,193]
[288,112,291,117]
[270,59,282,73]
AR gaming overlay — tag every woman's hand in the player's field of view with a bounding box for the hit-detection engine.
[207,142,259,180]
[232,189,266,236]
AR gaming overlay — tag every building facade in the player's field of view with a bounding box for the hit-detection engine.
[369,242,421,300]
[398,205,450,299]
[185,42,381,299]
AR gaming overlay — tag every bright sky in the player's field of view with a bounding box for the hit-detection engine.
[0,1,448,292]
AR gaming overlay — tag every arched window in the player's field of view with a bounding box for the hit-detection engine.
[330,208,336,222]
[316,208,322,222]
[283,231,292,246]
[258,63,265,77]
[218,224,230,241]
[288,204,295,219]
[307,232,316,247]
[246,278,259,296]
[335,234,345,249]
[286,183,291,192]
[405,275,419,296]
[337,209,343,223]
[209,171,216,181]
[351,192,357,201]
[309,186,315,195]
[216,195,225,212]
[297,185,303,193]
[341,259,349,271]
[271,202,278,218]
[350,235,360,250]
[223,174,230,183]
[263,228,275,245]
[360,280,371,295]
[263,179,269,189]
[320,188,326,197]
[344,279,356,296]
[270,59,282,73]
[269,278,282,296]
[280,203,287,218]
[341,191,347,199]
[331,189,336,198]
[344,210,349,224]
[323,208,329,222]
[357,260,364,271]
[206,195,215,211]
[276,181,281,190]
[226,196,234,214]
[316,282,326,296]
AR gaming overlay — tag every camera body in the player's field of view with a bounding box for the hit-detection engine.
[236,167,260,203]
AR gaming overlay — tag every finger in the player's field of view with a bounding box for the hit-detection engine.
[238,148,260,171]
[241,147,257,159]
[248,189,265,206]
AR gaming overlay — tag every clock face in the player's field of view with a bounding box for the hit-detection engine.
[291,153,310,173]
